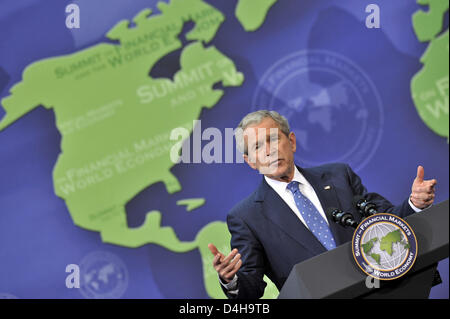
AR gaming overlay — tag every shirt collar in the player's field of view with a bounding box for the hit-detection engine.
[264,165,309,193]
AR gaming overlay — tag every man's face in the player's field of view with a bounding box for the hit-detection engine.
[243,117,297,181]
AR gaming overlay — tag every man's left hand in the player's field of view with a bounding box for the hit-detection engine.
[410,165,437,209]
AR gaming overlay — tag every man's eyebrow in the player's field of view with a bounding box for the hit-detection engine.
[255,138,266,145]
[249,137,265,150]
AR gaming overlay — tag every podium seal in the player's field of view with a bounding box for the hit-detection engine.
[352,213,418,280]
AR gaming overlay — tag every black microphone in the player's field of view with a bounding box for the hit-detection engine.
[353,195,378,217]
[326,207,358,229]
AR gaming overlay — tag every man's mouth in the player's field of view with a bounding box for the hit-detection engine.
[269,159,282,166]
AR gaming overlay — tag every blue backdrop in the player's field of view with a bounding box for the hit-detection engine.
[0,0,448,298]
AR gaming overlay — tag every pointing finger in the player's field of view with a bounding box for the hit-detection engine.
[208,243,219,256]
[415,165,424,183]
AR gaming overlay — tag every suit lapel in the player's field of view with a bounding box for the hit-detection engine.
[256,177,327,255]
[298,166,352,246]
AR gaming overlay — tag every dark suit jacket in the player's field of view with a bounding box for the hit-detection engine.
[223,163,415,299]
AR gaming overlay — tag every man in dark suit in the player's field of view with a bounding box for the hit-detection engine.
[208,110,437,299]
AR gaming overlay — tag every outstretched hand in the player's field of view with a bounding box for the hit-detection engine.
[411,165,437,209]
[208,243,242,283]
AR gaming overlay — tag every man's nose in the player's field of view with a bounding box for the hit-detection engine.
[266,142,277,156]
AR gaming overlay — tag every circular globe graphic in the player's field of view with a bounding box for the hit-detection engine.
[79,251,129,299]
[361,222,410,271]
[252,50,384,171]
[352,213,418,280]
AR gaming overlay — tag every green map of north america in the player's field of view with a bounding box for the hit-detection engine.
[0,0,280,298]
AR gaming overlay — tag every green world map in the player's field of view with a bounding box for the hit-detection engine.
[362,229,410,266]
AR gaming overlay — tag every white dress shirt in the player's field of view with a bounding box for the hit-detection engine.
[264,166,329,229]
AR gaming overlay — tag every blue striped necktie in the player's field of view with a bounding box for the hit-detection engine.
[287,181,336,250]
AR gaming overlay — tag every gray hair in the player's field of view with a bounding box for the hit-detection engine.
[235,110,291,154]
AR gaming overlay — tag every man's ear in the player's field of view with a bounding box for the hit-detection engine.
[289,132,296,153]
[244,154,257,170]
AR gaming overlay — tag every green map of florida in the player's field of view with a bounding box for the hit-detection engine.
[0,0,281,299]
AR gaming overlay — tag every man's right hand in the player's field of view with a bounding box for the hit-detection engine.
[208,243,242,283]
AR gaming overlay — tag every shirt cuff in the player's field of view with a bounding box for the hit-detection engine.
[219,274,238,291]
[408,197,431,213]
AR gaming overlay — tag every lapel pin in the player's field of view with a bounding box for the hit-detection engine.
[324,185,331,190]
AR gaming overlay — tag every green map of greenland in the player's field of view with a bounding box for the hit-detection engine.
[0,0,279,298]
